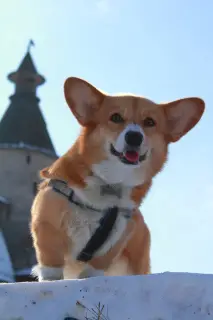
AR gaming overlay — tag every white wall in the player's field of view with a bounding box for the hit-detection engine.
[0,148,56,222]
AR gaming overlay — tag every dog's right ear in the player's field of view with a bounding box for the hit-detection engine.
[64,77,105,126]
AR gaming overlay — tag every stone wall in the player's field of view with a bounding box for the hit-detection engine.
[0,148,57,270]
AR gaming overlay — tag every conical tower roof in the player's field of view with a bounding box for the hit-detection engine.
[17,51,37,74]
[0,42,56,157]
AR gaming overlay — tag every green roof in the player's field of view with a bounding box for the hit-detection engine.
[0,51,57,156]
[18,52,37,74]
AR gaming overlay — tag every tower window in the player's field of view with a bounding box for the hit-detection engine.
[33,182,38,195]
[26,155,31,164]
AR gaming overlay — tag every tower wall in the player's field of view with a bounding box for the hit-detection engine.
[0,148,57,270]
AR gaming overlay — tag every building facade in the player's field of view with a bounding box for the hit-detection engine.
[0,48,58,282]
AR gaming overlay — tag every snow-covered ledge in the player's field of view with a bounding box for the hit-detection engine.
[0,272,213,319]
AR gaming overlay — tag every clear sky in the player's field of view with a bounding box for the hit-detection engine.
[0,0,213,274]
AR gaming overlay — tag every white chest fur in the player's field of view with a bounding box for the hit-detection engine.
[67,174,136,260]
[67,204,129,259]
[92,159,145,187]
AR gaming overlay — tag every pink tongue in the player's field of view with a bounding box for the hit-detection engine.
[124,151,139,162]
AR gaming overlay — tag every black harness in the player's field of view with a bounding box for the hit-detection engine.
[49,179,102,213]
[77,206,118,262]
[48,179,131,262]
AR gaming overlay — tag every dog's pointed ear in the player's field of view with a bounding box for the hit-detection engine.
[163,97,205,142]
[64,77,105,126]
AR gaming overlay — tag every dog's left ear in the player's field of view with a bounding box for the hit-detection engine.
[64,77,105,126]
[163,97,205,142]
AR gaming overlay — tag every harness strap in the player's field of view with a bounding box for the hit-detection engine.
[48,179,102,213]
[77,206,119,262]
[48,179,133,262]
[48,179,132,218]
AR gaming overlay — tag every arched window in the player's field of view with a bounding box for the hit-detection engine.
[26,154,31,164]
[33,182,38,195]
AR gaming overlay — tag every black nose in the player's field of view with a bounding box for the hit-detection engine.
[125,131,143,147]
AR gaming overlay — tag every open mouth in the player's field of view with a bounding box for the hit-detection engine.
[110,144,148,165]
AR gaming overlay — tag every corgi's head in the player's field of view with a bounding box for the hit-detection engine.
[63,77,205,186]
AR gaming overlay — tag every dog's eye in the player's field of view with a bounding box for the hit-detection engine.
[143,117,156,127]
[110,113,124,123]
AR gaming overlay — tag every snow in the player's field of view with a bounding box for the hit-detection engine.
[1,272,213,319]
[0,231,14,283]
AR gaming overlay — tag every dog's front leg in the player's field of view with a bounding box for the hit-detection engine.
[78,265,104,279]
[31,221,67,281]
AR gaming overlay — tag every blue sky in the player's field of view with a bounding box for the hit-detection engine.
[0,0,213,274]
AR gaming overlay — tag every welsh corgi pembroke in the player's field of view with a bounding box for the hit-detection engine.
[31,77,205,281]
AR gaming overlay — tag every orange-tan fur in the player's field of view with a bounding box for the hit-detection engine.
[31,77,205,281]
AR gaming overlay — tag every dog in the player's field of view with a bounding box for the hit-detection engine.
[31,77,205,281]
